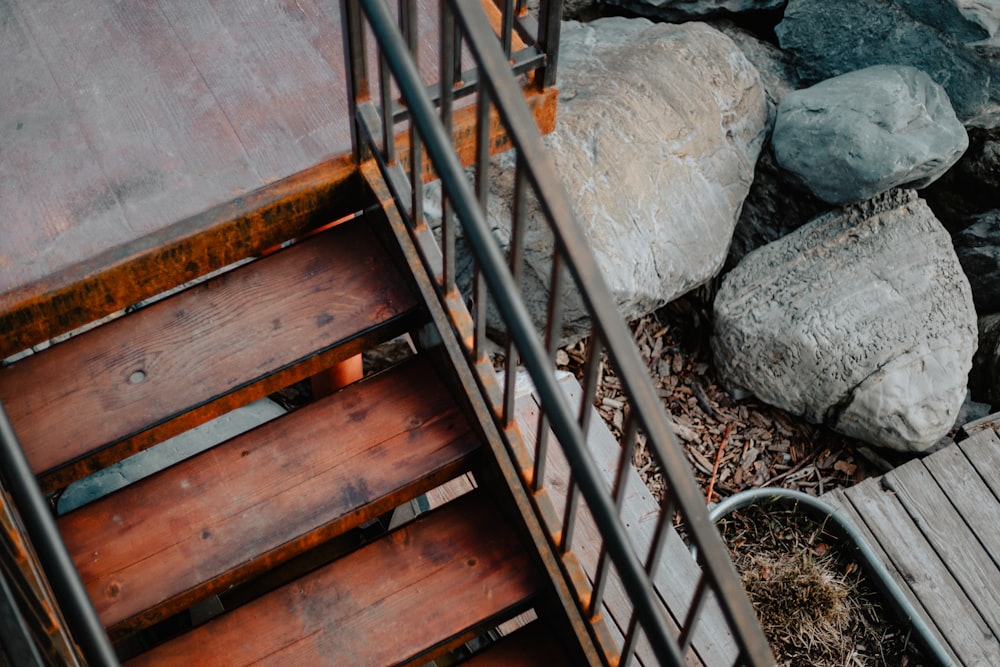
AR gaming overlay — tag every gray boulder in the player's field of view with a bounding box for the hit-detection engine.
[430,18,767,343]
[953,210,1000,313]
[711,21,831,268]
[713,190,977,452]
[772,65,968,205]
[776,0,1000,124]
[598,0,785,22]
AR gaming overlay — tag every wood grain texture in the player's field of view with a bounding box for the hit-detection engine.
[958,429,1000,502]
[0,0,557,358]
[58,356,479,636]
[883,461,1000,639]
[843,477,1000,666]
[126,491,540,666]
[0,217,418,488]
[514,373,724,667]
[822,489,957,663]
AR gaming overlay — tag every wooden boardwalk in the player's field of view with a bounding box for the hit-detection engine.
[824,423,1000,666]
[1,0,555,358]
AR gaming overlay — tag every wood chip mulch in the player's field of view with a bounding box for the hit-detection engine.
[556,292,882,503]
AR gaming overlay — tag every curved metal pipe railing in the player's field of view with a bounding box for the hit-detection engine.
[710,488,954,667]
[343,0,775,664]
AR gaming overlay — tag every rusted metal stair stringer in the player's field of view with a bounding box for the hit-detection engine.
[361,159,618,667]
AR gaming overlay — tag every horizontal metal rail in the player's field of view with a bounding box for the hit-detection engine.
[343,0,775,663]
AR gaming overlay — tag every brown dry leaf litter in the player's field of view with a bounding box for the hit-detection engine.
[556,293,882,502]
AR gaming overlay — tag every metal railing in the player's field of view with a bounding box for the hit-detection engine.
[0,404,117,666]
[342,0,775,664]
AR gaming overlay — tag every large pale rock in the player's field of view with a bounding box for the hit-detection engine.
[772,66,969,205]
[713,190,977,452]
[776,0,1000,124]
[431,18,767,343]
[598,0,784,21]
[953,210,1000,312]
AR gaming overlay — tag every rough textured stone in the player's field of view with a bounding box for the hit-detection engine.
[430,18,767,343]
[953,210,1000,313]
[772,65,969,205]
[598,0,784,21]
[713,190,977,452]
[776,0,1000,123]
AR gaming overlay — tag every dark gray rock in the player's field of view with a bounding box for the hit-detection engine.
[971,313,1000,405]
[713,190,977,452]
[775,0,1000,123]
[598,0,785,22]
[924,125,1000,229]
[953,210,1000,313]
[772,65,968,205]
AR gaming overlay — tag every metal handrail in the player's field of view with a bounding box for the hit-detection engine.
[0,404,118,666]
[342,0,775,663]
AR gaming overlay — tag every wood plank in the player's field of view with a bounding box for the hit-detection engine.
[463,621,576,666]
[0,217,419,491]
[59,356,480,637]
[515,373,724,666]
[922,444,1000,571]
[958,429,1000,502]
[843,477,1000,665]
[126,491,541,666]
[883,461,1000,638]
[822,489,957,664]
[12,0,262,251]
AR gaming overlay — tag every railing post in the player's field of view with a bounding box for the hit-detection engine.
[534,0,563,89]
[342,0,372,163]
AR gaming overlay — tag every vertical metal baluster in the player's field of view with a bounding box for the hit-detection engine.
[502,158,528,428]
[473,85,491,363]
[562,334,603,553]
[341,0,370,163]
[589,412,638,618]
[440,0,457,293]
[534,0,563,89]
[532,251,565,492]
[501,0,514,59]
[379,52,395,164]
[400,0,423,226]
[621,494,677,665]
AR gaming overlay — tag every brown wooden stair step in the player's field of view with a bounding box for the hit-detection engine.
[0,215,420,493]
[126,490,542,666]
[58,356,480,639]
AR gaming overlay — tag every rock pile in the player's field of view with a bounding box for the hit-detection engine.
[467,1,1000,453]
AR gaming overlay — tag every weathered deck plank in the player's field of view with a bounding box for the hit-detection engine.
[0,0,556,358]
[831,470,1000,665]
[883,462,1000,639]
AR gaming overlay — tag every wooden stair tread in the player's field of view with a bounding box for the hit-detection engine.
[463,622,575,666]
[57,356,479,637]
[126,491,541,666]
[0,216,419,490]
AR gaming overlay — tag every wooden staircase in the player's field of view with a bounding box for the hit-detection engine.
[0,214,583,664]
